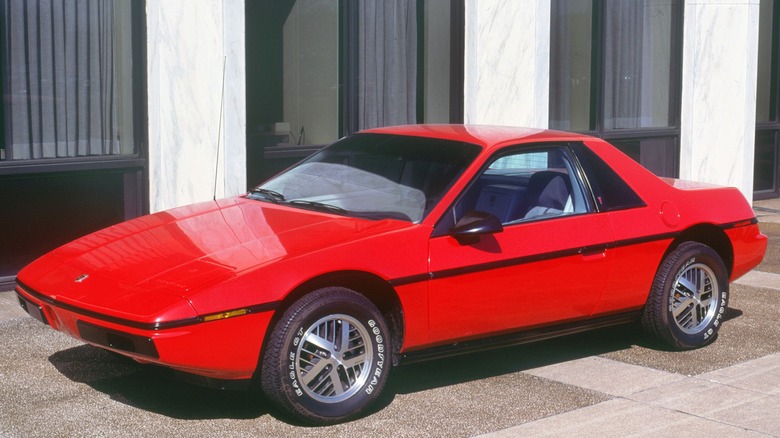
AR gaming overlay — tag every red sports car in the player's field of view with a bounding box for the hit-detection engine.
[15,125,766,424]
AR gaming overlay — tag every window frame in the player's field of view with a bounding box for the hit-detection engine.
[550,0,684,178]
[0,0,148,289]
[339,0,464,137]
[754,0,780,200]
[255,0,465,185]
[0,0,147,180]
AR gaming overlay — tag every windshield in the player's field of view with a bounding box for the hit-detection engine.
[252,133,481,222]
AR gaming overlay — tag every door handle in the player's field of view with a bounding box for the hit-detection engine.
[579,245,607,260]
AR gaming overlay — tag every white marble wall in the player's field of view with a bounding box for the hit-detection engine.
[680,0,760,203]
[147,0,246,213]
[463,0,550,128]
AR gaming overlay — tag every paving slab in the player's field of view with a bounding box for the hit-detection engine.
[524,356,686,397]
[477,398,767,438]
[628,377,766,418]
[699,352,780,395]
[735,270,780,291]
[711,394,780,436]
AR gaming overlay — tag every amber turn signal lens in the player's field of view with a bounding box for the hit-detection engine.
[202,308,249,322]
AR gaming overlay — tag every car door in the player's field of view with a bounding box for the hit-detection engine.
[426,145,614,344]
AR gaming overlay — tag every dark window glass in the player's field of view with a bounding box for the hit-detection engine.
[0,171,127,278]
[610,137,677,177]
[755,131,777,193]
[357,0,456,129]
[1,0,138,162]
[246,0,464,186]
[572,142,645,211]
[603,0,674,130]
[756,0,775,123]
[246,0,461,146]
[754,0,780,198]
[550,0,593,132]
[550,0,681,178]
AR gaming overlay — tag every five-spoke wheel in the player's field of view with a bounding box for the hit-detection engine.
[642,241,728,350]
[295,314,373,403]
[261,287,390,425]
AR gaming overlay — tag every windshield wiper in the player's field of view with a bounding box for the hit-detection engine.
[248,188,286,203]
[287,199,348,215]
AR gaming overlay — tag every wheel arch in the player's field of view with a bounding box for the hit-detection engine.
[666,224,734,276]
[262,270,405,367]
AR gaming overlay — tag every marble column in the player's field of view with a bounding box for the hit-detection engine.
[147,0,246,212]
[680,0,760,203]
[463,0,550,128]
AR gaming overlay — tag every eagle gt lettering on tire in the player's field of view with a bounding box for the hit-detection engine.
[641,241,729,350]
[260,287,390,425]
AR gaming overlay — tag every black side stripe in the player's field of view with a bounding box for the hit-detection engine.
[15,280,280,331]
[390,218,758,287]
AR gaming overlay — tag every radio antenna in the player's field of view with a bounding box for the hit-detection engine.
[213,56,226,201]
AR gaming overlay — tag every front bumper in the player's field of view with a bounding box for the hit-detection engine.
[15,284,275,381]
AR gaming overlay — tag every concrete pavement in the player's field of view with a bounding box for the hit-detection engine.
[482,349,780,437]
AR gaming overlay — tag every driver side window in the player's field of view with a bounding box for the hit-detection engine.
[455,146,590,226]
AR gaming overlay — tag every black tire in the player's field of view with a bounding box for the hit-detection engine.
[641,241,729,350]
[260,287,391,425]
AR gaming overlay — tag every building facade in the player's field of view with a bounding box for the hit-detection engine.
[0,0,776,287]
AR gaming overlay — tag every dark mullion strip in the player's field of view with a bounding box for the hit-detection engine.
[107,1,115,155]
[1,0,8,156]
[49,0,60,157]
[34,0,44,158]
[98,0,106,154]
[590,0,604,135]
[74,1,81,156]
[771,0,780,123]
[339,0,359,136]
[669,0,684,131]
[61,0,70,157]
[86,1,92,155]
[415,0,424,124]
[449,0,464,123]
[22,1,35,159]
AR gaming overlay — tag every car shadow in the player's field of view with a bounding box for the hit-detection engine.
[48,345,273,420]
[383,324,645,397]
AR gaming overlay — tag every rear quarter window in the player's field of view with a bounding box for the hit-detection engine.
[572,143,646,212]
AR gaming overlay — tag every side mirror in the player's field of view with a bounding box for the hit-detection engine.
[449,211,503,244]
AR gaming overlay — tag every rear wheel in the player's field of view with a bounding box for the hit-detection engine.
[261,287,390,425]
[641,242,729,350]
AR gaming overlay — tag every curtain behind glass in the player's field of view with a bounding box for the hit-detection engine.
[358,0,417,130]
[3,0,120,160]
[550,0,593,131]
[604,0,673,130]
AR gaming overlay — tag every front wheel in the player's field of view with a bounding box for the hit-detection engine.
[260,287,391,425]
[641,242,729,350]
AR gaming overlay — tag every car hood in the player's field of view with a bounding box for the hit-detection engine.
[19,197,413,316]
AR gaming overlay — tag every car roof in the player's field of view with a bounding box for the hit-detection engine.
[360,124,596,152]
